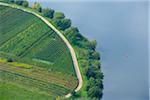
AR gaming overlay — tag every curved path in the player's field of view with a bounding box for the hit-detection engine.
[0,2,83,98]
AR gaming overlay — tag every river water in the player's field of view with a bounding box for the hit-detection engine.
[29,1,149,100]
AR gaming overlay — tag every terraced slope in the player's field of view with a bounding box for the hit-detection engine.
[0,5,77,99]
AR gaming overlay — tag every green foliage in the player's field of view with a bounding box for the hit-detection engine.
[0,0,14,3]
[0,0,28,7]
[87,78,103,99]
[71,91,81,98]
[22,0,28,7]
[85,66,103,79]
[85,67,96,79]
[53,18,71,30]
[90,60,101,69]
[54,12,65,19]
[64,26,103,99]
[90,51,100,60]
[88,86,103,99]
[90,40,97,50]
[7,58,13,62]
[15,0,23,5]
[42,8,54,18]
[65,27,87,47]
[32,2,42,12]
[8,0,14,3]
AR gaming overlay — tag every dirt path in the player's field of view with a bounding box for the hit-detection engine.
[0,2,83,98]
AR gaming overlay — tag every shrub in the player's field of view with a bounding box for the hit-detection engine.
[42,8,54,18]
[54,12,65,19]
[53,18,71,30]
[90,51,100,60]
[32,2,42,12]
[7,58,13,62]
[87,78,103,99]
[90,40,97,50]
[22,0,28,7]
[15,0,23,5]
[8,0,14,3]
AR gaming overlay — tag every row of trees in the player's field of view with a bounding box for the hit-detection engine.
[5,0,29,7]
[65,27,103,99]
[32,2,71,30]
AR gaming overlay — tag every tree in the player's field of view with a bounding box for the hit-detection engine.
[15,0,23,5]
[90,60,101,68]
[87,77,95,91]
[54,12,65,19]
[42,8,54,18]
[8,0,14,3]
[53,18,71,30]
[2,0,14,3]
[95,79,103,89]
[62,19,71,30]
[32,2,42,12]
[65,27,79,34]
[7,58,13,62]
[88,86,103,99]
[80,60,89,68]
[22,0,29,7]
[90,51,100,60]
[86,67,96,78]
[64,27,88,47]
[90,40,97,50]
[59,18,71,30]
[87,78,103,99]
[95,70,104,80]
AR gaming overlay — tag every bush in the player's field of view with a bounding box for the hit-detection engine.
[54,12,65,19]
[87,78,103,99]
[32,2,42,12]
[65,27,87,46]
[53,18,71,30]
[88,86,103,99]
[7,58,13,62]
[90,40,97,50]
[15,0,23,5]
[22,0,28,7]
[42,8,54,18]
[80,60,89,67]
[90,60,101,69]
[90,51,100,60]
[8,0,14,3]
[86,67,96,79]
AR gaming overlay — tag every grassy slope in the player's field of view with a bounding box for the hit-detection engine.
[0,5,77,99]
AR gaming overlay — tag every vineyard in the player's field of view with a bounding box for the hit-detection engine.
[0,5,77,99]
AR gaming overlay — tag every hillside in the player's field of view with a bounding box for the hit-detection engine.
[0,5,78,99]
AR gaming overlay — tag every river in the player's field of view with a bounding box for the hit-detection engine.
[29,0,149,100]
